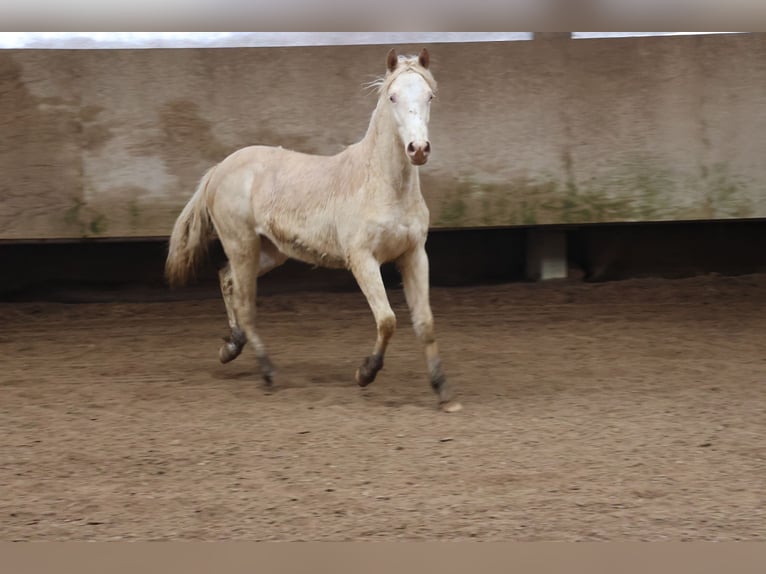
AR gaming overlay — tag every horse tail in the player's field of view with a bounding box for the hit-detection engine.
[165,166,217,288]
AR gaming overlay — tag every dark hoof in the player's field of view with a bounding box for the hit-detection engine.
[259,355,276,387]
[355,368,374,387]
[430,369,458,410]
[355,354,383,387]
[219,329,246,364]
[219,340,244,364]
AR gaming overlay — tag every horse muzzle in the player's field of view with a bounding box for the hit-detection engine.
[406,141,431,166]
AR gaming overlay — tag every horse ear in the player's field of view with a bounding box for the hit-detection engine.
[387,48,398,72]
[418,48,430,69]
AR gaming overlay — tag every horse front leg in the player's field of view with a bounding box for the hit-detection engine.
[350,254,396,387]
[398,243,462,412]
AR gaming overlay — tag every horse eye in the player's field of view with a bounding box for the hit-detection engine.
[428,94,434,102]
[389,94,397,103]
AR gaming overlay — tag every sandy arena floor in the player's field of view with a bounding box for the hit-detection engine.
[1,274,765,541]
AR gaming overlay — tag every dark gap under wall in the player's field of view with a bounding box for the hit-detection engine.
[568,219,766,281]
[2,220,766,302]
[0,228,526,302]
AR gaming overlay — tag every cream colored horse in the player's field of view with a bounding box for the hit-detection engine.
[166,48,461,412]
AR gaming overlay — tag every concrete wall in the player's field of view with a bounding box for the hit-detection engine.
[1,34,765,240]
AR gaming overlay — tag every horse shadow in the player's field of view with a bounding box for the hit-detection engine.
[210,359,425,410]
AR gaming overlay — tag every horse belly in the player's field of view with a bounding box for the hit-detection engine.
[263,220,347,269]
[282,240,347,269]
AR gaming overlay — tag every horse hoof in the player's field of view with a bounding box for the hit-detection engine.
[219,341,243,364]
[355,368,374,387]
[440,400,462,413]
[355,354,383,387]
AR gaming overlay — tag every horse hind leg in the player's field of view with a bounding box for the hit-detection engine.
[218,237,287,365]
[257,236,289,278]
[218,263,247,364]
[224,234,276,386]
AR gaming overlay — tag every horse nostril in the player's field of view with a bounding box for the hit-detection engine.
[407,142,416,154]
[424,142,431,154]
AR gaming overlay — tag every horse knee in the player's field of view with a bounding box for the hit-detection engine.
[413,319,435,344]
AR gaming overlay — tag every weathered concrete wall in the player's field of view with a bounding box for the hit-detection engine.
[1,34,765,239]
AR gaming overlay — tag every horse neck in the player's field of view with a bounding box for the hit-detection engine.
[355,98,417,191]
